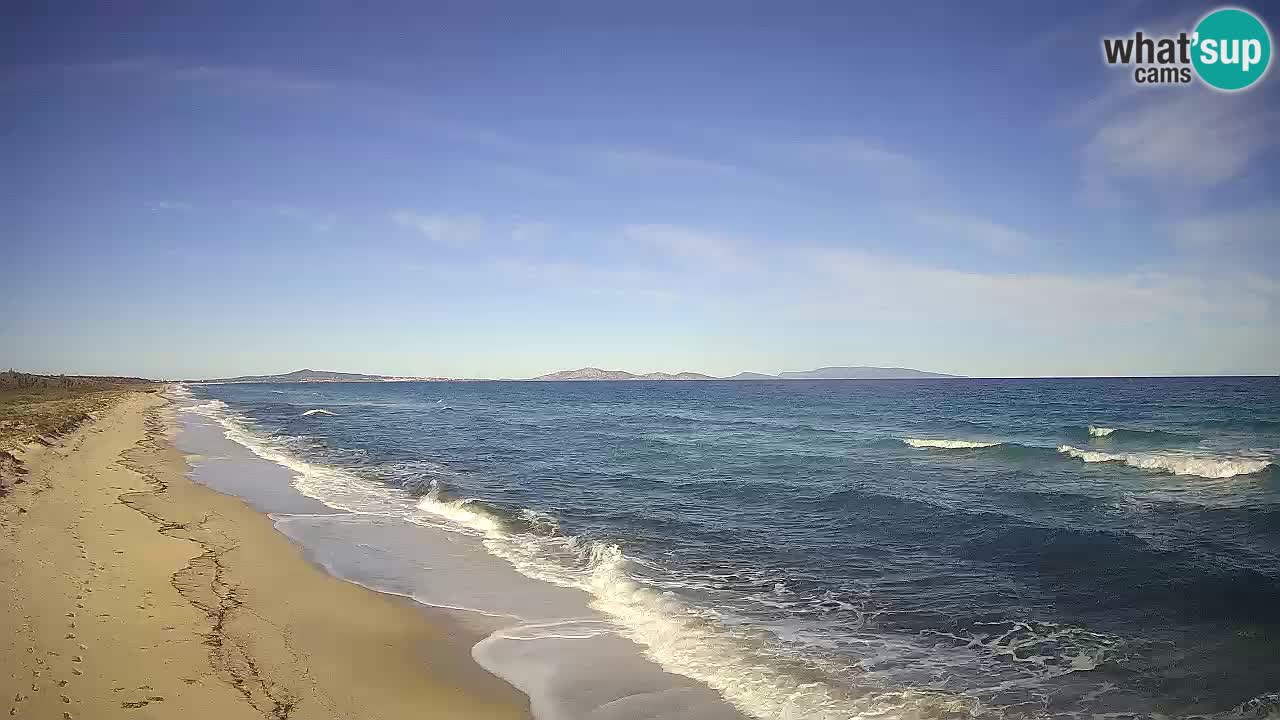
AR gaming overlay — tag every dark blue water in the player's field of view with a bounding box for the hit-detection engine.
[187,378,1280,719]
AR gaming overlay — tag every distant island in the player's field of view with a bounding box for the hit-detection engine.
[533,368,718,381]
[191,369,451,384]
[532,366,962,381]
[189,366,963,384]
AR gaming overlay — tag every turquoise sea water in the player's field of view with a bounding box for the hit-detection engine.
[181,377,1280,719]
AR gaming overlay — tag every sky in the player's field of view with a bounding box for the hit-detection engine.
[2,1,1278,379]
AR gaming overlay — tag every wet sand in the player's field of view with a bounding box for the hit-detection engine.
[0,390,529,719]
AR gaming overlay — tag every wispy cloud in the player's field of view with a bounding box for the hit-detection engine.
[1012,0,1149,66]
[150,200,192,212]
[473,221,1276,368]
[392,211,486,246]
[1171,207,1280,266]
[776,136,921,178]
[489,163,577,191]
[170,64,333,93]
[490,256,687,305]
[273,205,335,233]
[392,211,555,248]
[913,211,1031,255]
[621,224,757,271]
[1078,91,1275,204]
[590,147,760,181]
[799,248,1276,332]
[511,221,554,245]
[78,59,334,95]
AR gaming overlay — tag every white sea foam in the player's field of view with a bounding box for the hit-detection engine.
[413,496,979,720]
[1058,445,1272,479]
[179,396,1023,720]
[186,400,412,516]
[416,490,503,535]
[903,438,1001,449]
[302,408,337,416]
[1087,426,1115,437]
[922,621,1117,677]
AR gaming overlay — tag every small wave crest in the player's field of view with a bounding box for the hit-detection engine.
[302,409,337,417]
[415,481,506,535]
[1084,425,1195,443]
[904,438,1002,449]
[1058,445,1272,479]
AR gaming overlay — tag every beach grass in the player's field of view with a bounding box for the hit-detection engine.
[0,371,159,451]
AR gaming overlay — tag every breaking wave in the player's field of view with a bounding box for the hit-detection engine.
[1058,445,1272,479]
[1083,425,1196,443]
[302,408,337,416]
[414,491,982,720]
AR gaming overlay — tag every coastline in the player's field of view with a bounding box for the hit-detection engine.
[176,388,750,720]
[1,391,529,719]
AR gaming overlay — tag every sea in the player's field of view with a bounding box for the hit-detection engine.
[172,377,1280,720]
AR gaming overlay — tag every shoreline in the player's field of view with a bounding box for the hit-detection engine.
[1,391,530,719]
[177,389,751,720]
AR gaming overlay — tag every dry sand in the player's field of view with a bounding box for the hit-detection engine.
[1,391,530,719]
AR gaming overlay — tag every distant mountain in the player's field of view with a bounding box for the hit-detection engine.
[532,366,958,381]
[193,368,448,383]
[724,371,780,380]
[532,367,716,381]
[776,366,961,380]
[533,367,638,381]
[638,371,718,380]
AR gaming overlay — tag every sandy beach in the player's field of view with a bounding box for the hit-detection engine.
[1,390,530,720]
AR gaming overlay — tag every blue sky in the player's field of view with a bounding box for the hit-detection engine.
[2,1,1277,379]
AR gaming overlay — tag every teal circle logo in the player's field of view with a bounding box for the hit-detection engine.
[1192,7,1272,91]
